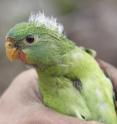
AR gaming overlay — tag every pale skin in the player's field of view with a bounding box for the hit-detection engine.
[0,60,116,124]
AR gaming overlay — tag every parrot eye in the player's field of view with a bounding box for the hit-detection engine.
[26,35,34,44]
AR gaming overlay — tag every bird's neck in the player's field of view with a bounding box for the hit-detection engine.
[35,62,66,77]
[35,64,67,100]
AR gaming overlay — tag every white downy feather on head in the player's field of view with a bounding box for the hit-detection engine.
[29,12,64,35]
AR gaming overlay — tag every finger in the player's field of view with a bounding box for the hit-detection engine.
[97,59,117,93]
[97,59,117,76]
[0,69,41,107]
[21,104,102,124]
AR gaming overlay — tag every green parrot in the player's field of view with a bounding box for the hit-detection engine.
[5,12,117,124]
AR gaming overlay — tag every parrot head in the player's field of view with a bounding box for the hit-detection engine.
[5,13,74,67]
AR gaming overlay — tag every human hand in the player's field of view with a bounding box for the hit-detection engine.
[1,61,115,124]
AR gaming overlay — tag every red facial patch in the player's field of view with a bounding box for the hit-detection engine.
[18,51,27,63]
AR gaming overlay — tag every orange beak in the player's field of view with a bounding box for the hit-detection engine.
[5,37,27,62]
[5,38,19,61]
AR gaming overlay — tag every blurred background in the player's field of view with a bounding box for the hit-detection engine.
[0,0,117,95]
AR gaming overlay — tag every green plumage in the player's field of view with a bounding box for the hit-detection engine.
[6,13,117,124]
